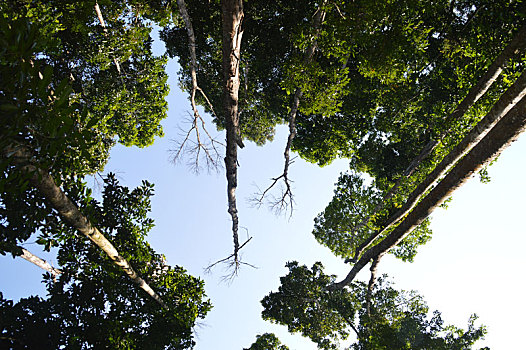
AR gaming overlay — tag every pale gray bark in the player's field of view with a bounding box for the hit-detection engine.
[3,146,168,309]
[94,2,122,75]
[332,95,526,289]
[349,24,526,260]
[172,0,221,171]
[19,247,62,279]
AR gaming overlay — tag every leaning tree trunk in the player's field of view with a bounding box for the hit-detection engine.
[221,0,244,264]
[349,24,526,258]
[350,68,526,262]
[3,145,168,309]
[332,94,526,289]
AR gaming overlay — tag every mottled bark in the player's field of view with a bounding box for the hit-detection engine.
[332,95,526,289]
[349,24,526,260]
[222,0,244,264]
[3,146,168,309]
[350,66,526,262]
[19,247,62,279]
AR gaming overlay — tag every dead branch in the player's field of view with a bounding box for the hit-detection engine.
[172,0,223,173]
[203,236,254,279]
[255,2,327,216]
[347,24,526,262]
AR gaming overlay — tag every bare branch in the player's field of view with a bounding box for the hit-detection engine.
[204,237,255,280]
[94,2,123,75]
[255,2,327,216]
[173,0,223,173]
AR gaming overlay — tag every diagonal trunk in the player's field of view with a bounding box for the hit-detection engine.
[18,247,62,279]
[349,24,526,259]
[332,95,526,289]
[3,146,168,309]
[351,67,526,262]
[221,0,244,263]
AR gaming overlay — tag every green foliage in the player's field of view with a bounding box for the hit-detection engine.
[244,333,290,350]
[262,263,488,350]
[262,261,359,350]
[0,0,171,253]
[0,174,211,349]
[313,173,432,262]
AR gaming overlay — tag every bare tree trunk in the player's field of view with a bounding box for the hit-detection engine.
[3,146,168,309]
[18,247,62,279]
[222,0,245,265]
[348,24,526,258]
[332,95,526,289]
[350,67,526,262]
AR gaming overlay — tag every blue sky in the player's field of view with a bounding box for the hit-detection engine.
[2,34,526,350]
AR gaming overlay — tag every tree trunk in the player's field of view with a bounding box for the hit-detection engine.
[349,24,526,258]
[3,146,168,309]
[222,0,244,264]
[351,68,526,261]
[332,94,526,289]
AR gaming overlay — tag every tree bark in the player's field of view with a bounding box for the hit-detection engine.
[222,0,244,264]
[18,247,62,279]
[349,24,526,259]
[3,146,168,309]
[351,67,526,262]
[332,94,526,289]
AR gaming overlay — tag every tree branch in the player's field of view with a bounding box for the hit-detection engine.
[255,1,327,216]
[18,247,62,280]
[222,0,245,265]
[172,0,223,173]
[94,2,123,75]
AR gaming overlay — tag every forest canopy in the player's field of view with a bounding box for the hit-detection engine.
[1,0,525,348]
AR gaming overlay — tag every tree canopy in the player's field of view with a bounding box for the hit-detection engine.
[2,0,525,348]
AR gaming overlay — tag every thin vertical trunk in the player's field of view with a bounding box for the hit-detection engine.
[4,146,168,309]
[221,0,244,264]
[351,68,526,262]
[332,95,526,289]
[349,24,526,256]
